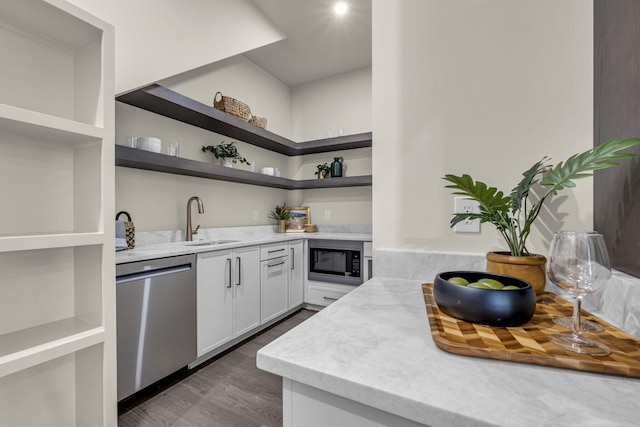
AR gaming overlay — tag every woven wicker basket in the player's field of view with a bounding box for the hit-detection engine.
[213,91,251,121]
[249,115,267,129]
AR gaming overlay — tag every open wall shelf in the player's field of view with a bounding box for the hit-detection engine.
[116,145,372,190]
[116,84,372,156]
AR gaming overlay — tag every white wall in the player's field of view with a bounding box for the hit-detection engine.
[291,67,372,141]
[372,0,593,255]
[66,0,284,94]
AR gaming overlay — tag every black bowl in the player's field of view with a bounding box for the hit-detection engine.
[433,271,536,327]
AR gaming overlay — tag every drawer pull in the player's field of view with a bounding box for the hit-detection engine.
[323,296,339,301]
[268,261,285,268]
[268,249,286,254]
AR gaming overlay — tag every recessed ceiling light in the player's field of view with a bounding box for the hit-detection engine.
[333,1,349,17]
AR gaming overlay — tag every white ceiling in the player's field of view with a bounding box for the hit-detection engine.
[245,0,372,88]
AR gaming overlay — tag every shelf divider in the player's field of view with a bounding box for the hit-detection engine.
[0,232,105,253]
[0,103,104,142]
[0,318,104,378]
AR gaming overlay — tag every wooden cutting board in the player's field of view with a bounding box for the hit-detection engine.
[422,283,640,378]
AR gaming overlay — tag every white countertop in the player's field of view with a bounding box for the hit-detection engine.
[116,230,372,264]
[256,276,640,427]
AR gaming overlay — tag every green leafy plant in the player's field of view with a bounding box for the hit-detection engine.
[202,141,249,164]
[315,163,331,178]
[443,138,640,257]
[268,202,292,221]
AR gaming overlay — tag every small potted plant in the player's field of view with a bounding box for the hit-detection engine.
[269,202,292,233]
[443,138,640,296]
[202,141,249,167]
[315,163,331,179]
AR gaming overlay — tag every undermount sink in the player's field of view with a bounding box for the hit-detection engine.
[183,239,240,246]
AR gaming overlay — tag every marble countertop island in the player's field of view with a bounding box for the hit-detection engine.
[257,275,640,426]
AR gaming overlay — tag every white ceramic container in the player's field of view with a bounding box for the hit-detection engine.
[137,136,162,153]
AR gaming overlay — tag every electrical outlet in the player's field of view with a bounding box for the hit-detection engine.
[324,210,331,220]
[454,197,481,233]
[252,210,259,221]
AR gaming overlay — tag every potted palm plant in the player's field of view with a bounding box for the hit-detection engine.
[269,202,292,233]
[443,138,640,296]
[202,141,249,167]
[315,163,331,179]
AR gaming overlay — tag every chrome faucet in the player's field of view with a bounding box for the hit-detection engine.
[186,196,205,241]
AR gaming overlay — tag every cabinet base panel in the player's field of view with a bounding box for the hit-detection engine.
[191,305,304,369]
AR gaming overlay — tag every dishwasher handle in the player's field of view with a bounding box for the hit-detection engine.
[116,264,192,284]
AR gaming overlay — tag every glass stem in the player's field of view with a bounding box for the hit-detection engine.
[572,296,583,337]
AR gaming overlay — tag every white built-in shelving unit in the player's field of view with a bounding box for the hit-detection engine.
[0,0,115,425]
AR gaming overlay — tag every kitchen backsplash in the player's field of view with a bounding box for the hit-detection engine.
[135,224,372,247]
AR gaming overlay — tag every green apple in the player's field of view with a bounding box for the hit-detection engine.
[448,277,469,286]
[467,282,492,289]
[477,278,505,289]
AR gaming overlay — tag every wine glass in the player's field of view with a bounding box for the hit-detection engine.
[550,231,604,333]
[546,231,612,356]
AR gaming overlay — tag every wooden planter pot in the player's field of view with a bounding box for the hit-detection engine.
[486,251,547,298]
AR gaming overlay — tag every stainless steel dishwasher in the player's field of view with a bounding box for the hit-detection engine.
[116,254,196,401]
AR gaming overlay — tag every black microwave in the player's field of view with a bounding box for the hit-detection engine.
[308,239,363,286]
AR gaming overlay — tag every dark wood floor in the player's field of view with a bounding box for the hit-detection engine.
[118,309,316,427]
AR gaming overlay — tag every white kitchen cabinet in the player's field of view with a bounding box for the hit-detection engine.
[288,240,304,309]
[0,0,115,425]
[283,379,424,427]
[307,282,357,307]
[197,246,260,357]
[197,250,232,355]
[261,242,289,324]
[233,246,262,336]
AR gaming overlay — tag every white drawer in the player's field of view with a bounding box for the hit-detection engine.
[307,285,351,306]
[261,242,288,261]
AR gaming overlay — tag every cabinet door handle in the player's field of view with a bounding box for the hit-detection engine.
[290,248,294,270]
[268,261,285,268]
[236,256,241,286]
[226,258,232,288]
[323,296,338,301]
